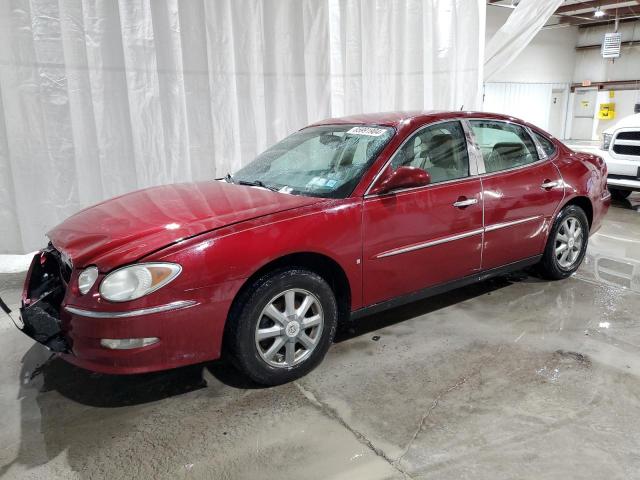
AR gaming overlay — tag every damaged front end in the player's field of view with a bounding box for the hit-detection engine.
[17,246,71,353]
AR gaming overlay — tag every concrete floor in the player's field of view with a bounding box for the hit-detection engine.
[1,195,640,480]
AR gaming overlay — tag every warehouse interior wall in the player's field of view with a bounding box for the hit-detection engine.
[570,22,640,140]
[484,0,564,81]
[484,6,578,85]
[0,0,485,254]
[482,5,578,139]
[573,22,640,83]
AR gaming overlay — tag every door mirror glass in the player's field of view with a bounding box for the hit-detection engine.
[369,166,430,195]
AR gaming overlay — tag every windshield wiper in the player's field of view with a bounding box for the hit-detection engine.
[224,173,234,183]
[236,179,280,192]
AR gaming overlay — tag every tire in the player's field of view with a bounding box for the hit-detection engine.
[609,188,632,200]
[538,205,589,280]
[225,268,338,386]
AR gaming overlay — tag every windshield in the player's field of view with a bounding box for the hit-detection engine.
[232,125,395,198]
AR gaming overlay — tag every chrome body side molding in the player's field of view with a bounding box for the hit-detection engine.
[376,228,484,258]
[484,215,543,233]
[374,215,543,259]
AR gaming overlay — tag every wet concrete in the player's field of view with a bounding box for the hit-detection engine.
[1,194,640,479]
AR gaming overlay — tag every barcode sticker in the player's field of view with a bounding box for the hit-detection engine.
[347,126,387,137]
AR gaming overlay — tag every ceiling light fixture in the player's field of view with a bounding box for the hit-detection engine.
[594,7,606,17]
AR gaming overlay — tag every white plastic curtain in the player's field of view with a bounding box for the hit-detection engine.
[0,0,485,254]
[484,0,563,80]
[483,82,553,130]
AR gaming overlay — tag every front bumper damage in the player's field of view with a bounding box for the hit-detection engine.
[7,246,231,375]
[20,301,69,352]
[14,249,71,353]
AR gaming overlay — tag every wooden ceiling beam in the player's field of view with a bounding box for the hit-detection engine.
[555,0,640,15]
[558,14,640,26]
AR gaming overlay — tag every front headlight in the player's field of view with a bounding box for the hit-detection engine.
[99,263,181,302]
[78,266,99,294]
[601,133,613,151]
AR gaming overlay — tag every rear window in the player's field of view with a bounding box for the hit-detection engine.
[532,131,557,158]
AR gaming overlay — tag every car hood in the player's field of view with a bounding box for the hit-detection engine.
[603,113,640,134]
[47,181,321,271]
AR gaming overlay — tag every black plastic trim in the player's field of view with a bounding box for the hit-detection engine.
[350,255,542,320]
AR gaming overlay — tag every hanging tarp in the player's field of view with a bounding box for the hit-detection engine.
[0,0,485,253]
[485,0,563,80]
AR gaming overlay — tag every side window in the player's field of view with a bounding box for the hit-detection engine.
[469,121,538,174]
[532,131,557,158]
[389,121,470,184]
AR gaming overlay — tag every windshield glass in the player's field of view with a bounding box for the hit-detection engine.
[232,125,395,198]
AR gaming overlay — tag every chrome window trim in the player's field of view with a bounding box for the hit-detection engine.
[461,119,485,174]
[65,300,197,319]
[375,228,484,259]
[364,116,555,197]
[364,118,480,198]
[527,126,549,160]
[527,128,559,160]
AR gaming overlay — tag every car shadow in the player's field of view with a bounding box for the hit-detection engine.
[33,268,538,405]
[19,346,263,409]
[611,193,640,212]
[335,268,537,342]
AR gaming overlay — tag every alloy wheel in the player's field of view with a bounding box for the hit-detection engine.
[255,288,324,368]
[555,216,584,269]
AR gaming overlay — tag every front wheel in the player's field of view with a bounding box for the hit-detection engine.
[538,205,589,280]
[225,268,338,386]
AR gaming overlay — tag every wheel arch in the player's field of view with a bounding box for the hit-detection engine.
[225,251,352,335]
[561,195,593,229]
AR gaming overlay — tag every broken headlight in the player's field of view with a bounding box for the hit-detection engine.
[99,263,181,302]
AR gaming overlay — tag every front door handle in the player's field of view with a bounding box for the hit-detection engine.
[453,197,478,208]
[540,180,559,189]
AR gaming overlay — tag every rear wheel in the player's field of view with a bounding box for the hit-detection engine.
[226,268,337,385]
[609,188,632,200]
[539,205,589,280]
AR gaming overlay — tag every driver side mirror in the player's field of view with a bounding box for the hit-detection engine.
[369,166,430,195]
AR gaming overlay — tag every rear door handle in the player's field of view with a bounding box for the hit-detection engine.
[540,180,559,189]
[453,197,478,208]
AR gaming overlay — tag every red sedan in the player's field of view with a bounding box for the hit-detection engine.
[11,111,610,385]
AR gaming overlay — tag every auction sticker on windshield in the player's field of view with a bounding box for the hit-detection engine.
[347,126,387,136]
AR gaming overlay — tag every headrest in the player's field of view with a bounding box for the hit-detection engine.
[492,142,524,155]
[429,134,454,150]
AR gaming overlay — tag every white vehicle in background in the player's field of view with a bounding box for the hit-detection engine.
[600,113,640,200]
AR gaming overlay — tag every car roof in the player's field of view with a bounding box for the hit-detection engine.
[309,110,532,129]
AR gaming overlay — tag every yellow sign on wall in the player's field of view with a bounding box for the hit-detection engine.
[598,102,616,120]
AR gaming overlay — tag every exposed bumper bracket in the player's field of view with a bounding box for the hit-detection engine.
[19,302,70,353]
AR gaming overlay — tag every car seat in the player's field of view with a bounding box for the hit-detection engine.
[486,142,526,172]
[424,133,456,183]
